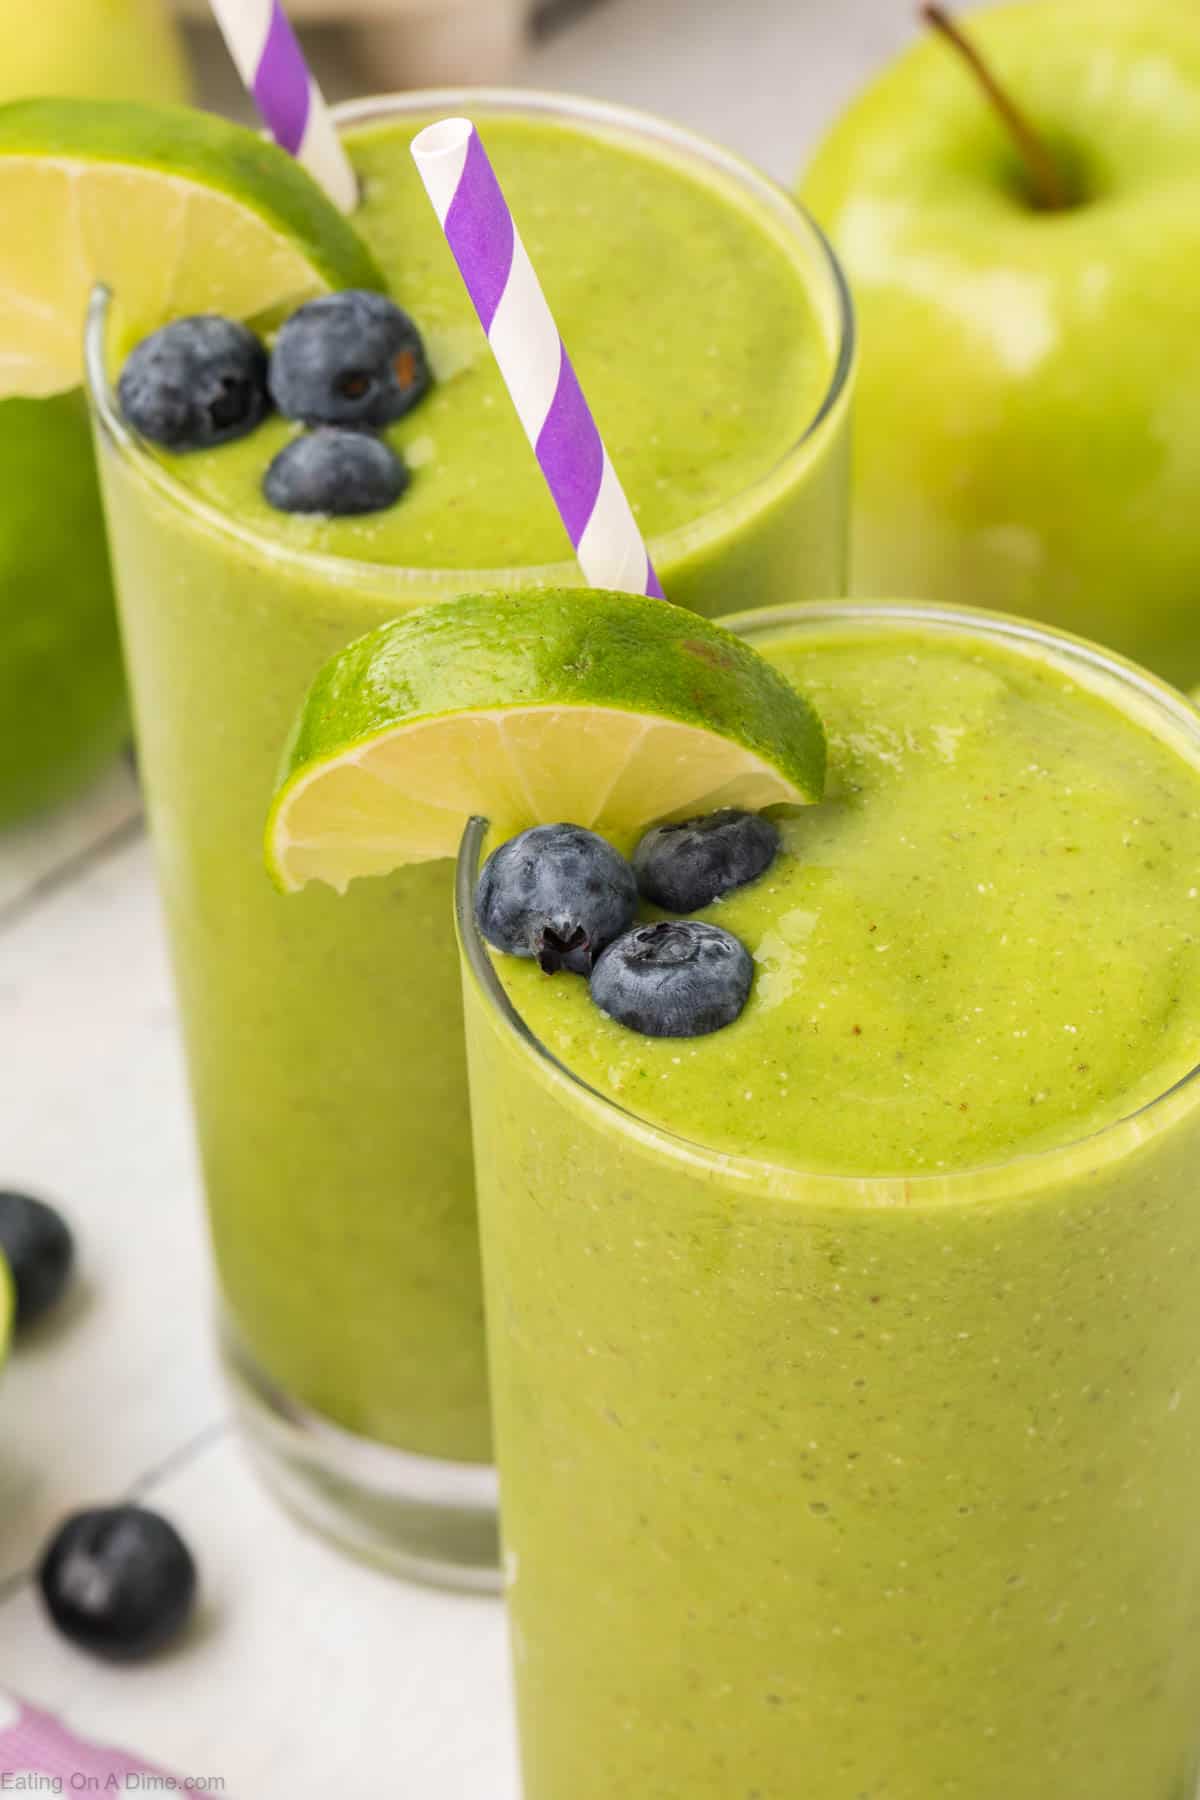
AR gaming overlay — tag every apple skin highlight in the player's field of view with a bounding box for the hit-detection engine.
[801,0,1200,691]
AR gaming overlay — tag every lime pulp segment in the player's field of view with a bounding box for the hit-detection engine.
[0,98,384,396]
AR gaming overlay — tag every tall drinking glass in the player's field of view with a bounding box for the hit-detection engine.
[458,601,1200,1790]
[84,91,855,1585]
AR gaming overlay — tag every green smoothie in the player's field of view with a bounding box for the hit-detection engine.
[147,114,839,580]
[88,92,852,1574]
[461,603,1200,1796]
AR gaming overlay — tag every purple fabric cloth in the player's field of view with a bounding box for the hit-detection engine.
[0,1692,200,1790]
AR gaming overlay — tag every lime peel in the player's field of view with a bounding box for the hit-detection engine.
[267,589,827,895]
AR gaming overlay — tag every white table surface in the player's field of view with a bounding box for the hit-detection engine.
[0,1,986,1791]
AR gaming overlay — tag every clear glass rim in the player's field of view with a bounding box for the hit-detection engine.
[455,599,1200,1204]
[84,85,855,593]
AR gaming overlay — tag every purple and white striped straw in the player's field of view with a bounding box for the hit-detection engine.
[412,118,665,600]
[207,0,358,213]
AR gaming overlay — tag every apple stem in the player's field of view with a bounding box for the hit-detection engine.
[920,3,1068,211]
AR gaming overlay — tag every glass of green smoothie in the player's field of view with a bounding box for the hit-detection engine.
[83,91,855,1586]
[456,600,1200,1797]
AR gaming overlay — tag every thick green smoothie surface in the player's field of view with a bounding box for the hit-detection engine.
[137,114,830,569]
[494,625,1200,1175]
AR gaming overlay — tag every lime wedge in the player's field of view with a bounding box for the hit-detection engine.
[267,589,826,895]
[0,98,384,397]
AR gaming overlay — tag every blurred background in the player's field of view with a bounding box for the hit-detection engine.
[181,0,976,180]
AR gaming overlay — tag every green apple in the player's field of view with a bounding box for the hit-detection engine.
[0,390,131,819]
[0,1255,11,1373]
[801,0,1200,690]
[5,0,188,105]
[0,1,187,824]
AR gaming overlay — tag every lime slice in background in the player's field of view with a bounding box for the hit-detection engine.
[267,588,827,895]
[0,98,385,397]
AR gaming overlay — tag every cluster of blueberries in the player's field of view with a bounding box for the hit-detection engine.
[476,809,781,1038]
[117,290,432,517]
[0,1190,196,1663]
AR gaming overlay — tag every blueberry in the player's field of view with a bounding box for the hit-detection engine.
[633,809,780,913]
[38,1505,197,1663]
[269,290,431,428]
[118,316,269,451]
[476,823,637,975]
[263,428,409,516]
[0,1190,74,1328]
[590,920,753,1037]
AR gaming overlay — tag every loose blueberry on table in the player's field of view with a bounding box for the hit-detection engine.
[590,919,754,1038]
[634,808,780,912]
[476,823,638,974]
[0,1189,74,1328]
[268,289,431,428]
[117,315,269,451]
[38,1505,197,1663]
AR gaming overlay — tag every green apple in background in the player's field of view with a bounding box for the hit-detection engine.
[0,1,187,823]
[0,392,129,821]
[0,1256,11,1378]
[801,0,1200,691]
[5,0,187,102]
